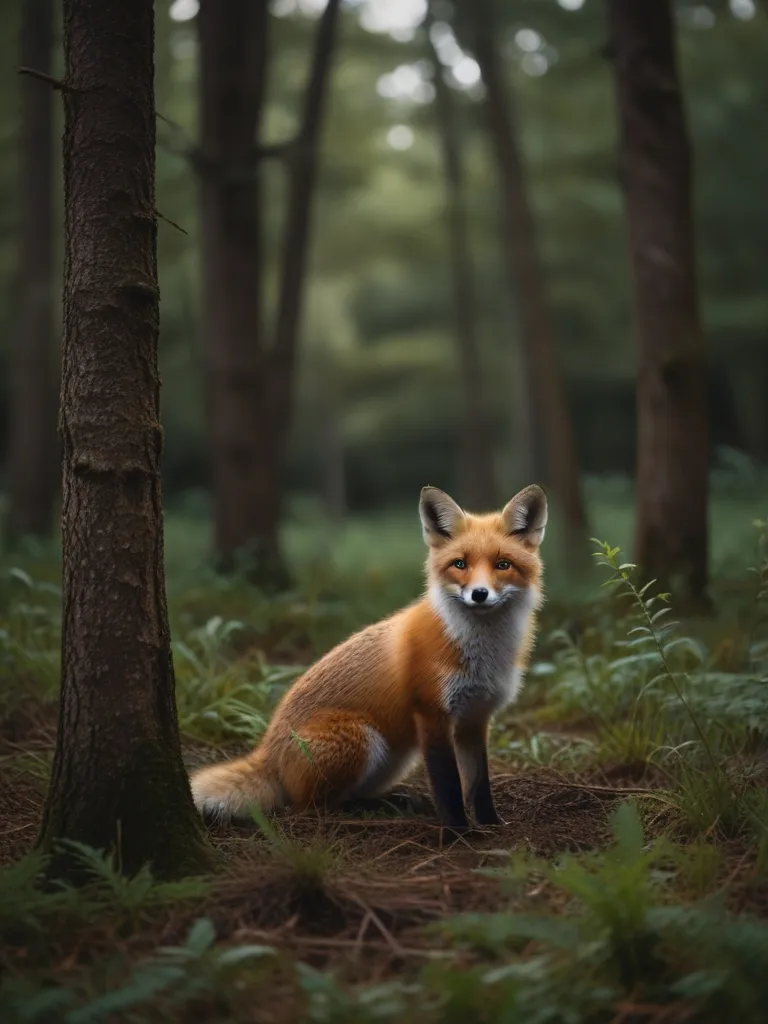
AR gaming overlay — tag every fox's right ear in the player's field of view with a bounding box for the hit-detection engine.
[419,486,466,546]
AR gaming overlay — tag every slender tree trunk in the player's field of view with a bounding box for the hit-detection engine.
[5,0,57,542]
[472,0,587,552]
[271,0,343,499]
[38,0,212,881]
[198,0,280,580]
[427,15,496,511]
[608,0,709,604]
[198,0,341,585]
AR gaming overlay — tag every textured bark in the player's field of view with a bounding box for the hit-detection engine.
[5,0,57,542]
[472,0,587,552]
[38,0,212,880]
[609,0,709,603]
[427,16,496,510]
[198,0,341,583]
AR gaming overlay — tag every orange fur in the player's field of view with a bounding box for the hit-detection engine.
[189,485,547,826]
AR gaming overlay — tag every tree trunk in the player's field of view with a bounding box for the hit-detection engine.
[608,0,709,604]
[38,0,212,881]
[198,0,281,581]
[198,0,341,586]
[271,0,343,504]
[427,15,496,511]
[5,0,57,543]
[472,0,588,553]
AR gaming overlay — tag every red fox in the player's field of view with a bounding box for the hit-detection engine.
[190,484,547,831]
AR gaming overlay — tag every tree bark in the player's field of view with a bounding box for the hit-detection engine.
[271,0,343,511]
[471,0,588,552]
[198,0,341,585]
[608,0,709,603]
[198,0,279,580]
[5,0,57,542]
[427,16,496,511]
[38,0,212,881]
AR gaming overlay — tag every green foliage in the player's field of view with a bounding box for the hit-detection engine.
[0,852,76,940]
[432,803,768,1021]
[0,566,60,711]
[66,917,274,1024]
[454,803,671,987]
[250,805,339,886]
[174,614,301,743]
[54,840,208,927]
[591,541,715,765]
[0,842,208,944]
[6,0,768,506]
[3,512,768,1023]
[0,917,276,1024]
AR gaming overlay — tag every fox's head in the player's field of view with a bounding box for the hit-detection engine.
[419,484,547,614]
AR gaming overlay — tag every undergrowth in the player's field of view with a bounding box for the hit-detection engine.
[2,499,768,1021]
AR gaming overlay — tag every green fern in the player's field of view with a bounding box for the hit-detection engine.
[592,541,717,770]
[0,852,84,939]
[55,840,208,926]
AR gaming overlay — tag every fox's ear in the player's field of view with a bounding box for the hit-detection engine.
[419,486,466,546]
[502,485,548,549]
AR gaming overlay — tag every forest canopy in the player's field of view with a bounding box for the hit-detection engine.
[1,0,765,514]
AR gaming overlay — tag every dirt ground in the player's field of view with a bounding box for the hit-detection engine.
[3,717,768,1024]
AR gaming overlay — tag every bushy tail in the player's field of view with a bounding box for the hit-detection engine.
[189,751,283,823]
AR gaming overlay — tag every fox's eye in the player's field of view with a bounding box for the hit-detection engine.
[453,559,466,570]
[496,560,512,571]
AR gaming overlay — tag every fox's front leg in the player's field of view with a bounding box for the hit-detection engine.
[454,716,503,826]
[415,712,469,831]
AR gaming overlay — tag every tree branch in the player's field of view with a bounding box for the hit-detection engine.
[19,65,73,91]
[155,208,188,235]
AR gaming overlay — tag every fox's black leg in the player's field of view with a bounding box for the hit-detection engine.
[454,717,503,826]
[416,713,469,832]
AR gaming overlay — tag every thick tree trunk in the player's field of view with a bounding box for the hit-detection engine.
[38,0,212,881]
[472,0,587,553]
[608,0,709,603]
[5,0,57,542]
[197,0,280,580]
[427,18,496,511]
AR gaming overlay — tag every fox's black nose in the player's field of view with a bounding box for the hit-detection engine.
[471,588,489,604]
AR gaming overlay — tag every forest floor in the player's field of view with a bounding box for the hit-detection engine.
[2,490,768,1022]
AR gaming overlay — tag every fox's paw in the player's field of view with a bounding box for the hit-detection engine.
[437,819,472,846]
[475,810,505,827]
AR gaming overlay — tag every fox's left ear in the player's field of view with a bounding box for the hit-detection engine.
[419,486,466,546]
[502,485,548,549]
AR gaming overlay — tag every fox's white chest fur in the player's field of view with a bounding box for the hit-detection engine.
[431,585,538,718]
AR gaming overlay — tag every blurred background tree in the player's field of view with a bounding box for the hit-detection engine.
[1,0,766,603]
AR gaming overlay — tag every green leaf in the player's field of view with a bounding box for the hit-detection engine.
[216,944,276,966]
[183,916,216,956]
[610,802,645,864]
